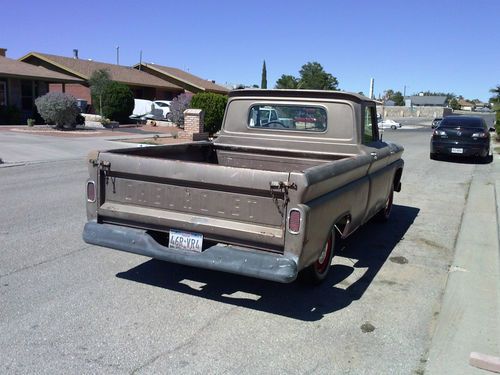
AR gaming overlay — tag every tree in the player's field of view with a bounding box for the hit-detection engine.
[100,82,134,123]
[383,89,395,101]
[261,60,267,89]
[297,62,338,90]
[275,74,298,89]
[490,85,500,101]
[449,98,460,110]
[89,69,111,116]
[392,91,405,106]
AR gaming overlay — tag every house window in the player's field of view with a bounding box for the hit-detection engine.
[0,81,6,106]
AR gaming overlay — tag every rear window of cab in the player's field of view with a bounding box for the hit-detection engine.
[248,104,327,132]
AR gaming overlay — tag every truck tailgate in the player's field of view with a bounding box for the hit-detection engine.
[95,152,289,250]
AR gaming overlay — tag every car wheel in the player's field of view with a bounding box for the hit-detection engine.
[375,186,394,222]
[166,113,173,122]
[391,125,397,130]
[430,153,438,160]
[300,232,335,285]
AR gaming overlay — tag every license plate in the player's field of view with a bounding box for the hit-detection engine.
[169,230,203,252]
[451,148,463,154]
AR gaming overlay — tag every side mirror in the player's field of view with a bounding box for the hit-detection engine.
[489,127,496,132]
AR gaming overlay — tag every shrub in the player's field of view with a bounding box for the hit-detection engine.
[101,82,134,123]
[496,110,500,137]
[169,92,193,125]
[0,105,21,125]
[190,92,228,134]
[27,118,35,127]
[35,92,79,128]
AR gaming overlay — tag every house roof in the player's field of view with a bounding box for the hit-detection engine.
[458,99,474,106]
[0,55,83,82]
[134,63,229,94]
[19,52,183,90]
[409,95,447,106]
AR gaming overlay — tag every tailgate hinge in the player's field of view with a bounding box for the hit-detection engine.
[269,181,297,217]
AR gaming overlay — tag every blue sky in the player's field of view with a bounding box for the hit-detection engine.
[2,0,499,100]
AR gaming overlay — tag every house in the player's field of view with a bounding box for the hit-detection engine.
[458,99,475,111]
[133,63,229,95]
[0,48,84,122]
[407,95,447,107]
[19,51,184,108]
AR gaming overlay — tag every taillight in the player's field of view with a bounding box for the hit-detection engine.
[288,209,301,234]
[87,181,96,202]
[472,132,488,138]
[433,129,447,137]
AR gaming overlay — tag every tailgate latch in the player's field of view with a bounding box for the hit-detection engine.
[269,181,297,216]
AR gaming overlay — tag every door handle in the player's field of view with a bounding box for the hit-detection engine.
[370,152,378,160]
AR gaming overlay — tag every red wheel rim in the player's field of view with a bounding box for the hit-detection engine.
[315,236,332,274]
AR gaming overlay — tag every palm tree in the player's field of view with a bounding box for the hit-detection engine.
[490,85,500,98]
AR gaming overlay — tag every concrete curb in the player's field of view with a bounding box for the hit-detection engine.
[425,159,500,374]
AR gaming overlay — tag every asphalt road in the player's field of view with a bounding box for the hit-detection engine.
[0,127,494,374]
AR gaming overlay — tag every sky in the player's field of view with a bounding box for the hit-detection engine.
[1,0,499,101]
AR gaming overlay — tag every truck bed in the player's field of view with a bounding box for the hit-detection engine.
[109,141,351,172]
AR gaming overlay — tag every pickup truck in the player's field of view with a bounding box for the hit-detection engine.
[83,89,404,284]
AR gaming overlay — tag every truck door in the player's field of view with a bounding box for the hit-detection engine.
[362,105,393,222]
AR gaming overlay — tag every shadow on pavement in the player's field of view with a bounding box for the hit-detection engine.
[117,204,419,321]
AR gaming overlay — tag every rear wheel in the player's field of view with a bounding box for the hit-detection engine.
[300,232,335,284]
[430,153,437,160]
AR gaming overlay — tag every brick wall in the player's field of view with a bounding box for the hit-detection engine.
[49,83,91,103]
[178,108,209,141]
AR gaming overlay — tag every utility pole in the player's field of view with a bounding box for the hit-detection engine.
[116,46,120,65]
[369,78,375,99]
[139,50,142,70]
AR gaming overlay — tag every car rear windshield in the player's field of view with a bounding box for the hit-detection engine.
[439,117,483,128]
[248,104,327,132]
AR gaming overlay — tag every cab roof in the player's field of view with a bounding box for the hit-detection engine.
[229,89,378,104]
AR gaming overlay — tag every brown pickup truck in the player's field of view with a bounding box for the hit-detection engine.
[83,90,404,284]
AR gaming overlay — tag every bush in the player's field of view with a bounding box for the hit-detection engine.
[0,105,21,125]
[496,110,500,137]
[100,82,134,123]
[190,92,228,134]
[35,92,79,128]
[169,92,193,125]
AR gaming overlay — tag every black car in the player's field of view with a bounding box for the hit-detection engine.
[430,116,491,162]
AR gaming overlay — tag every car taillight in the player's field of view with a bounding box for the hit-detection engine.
[288,209,301,234]
[87,181,96,202]
[433,129,447,136]
[472,132,488,138]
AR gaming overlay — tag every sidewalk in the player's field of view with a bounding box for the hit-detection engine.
[426,151,500,374]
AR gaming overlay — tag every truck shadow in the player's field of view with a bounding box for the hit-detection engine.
[117,204,419,321]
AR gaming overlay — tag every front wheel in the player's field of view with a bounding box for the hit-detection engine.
[300,232,335,284]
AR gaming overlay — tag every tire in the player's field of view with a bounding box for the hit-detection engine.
[391,125,397,130]
[300,232,335,285]
[165,113,173,122]
[430,153,437,160]
[375,186,394,222]
[484,154,493,164]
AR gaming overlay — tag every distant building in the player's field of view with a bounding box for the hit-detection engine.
[406,95,447,107]
[458,99,475,111]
